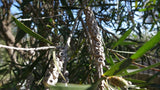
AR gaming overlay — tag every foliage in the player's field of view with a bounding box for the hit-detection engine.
[0,0,160,90]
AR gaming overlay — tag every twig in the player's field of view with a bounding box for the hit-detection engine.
[18,15,62,21]
[0,44,56,51]
[66,9,83,47]
[62,9,83,84]
[108,48,135,54]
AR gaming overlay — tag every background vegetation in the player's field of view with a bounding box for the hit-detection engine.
[0,0,160,90]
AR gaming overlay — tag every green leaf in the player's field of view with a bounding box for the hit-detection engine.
[104,29,160,76]
[127,65,139,69]
[135,0,138,8]
[49,83,91,90]
[120,62,160,76]
[12,16,53,45]
[148,7,154,10]
[15,18,32,44]
[113,28,132,49]
[103,59,132,76]
[46,24,52,28]
[130,31,160,60]
[153,0,156,4]
[109,55,114,65]
[119,41,137,45]
[139,8,147,12]
[125,78,146,84]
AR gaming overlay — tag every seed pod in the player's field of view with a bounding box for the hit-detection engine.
[59,52,64,56]
[95,46,104,53]
[95,34,102,41]
[93,41,102,47]
[97,57,105,66]
[89,30,97,37]
[94,50,102,57]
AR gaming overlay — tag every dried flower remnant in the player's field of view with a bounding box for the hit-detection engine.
[105,76,141,90]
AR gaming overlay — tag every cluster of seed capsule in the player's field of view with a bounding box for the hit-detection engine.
[43,52,64,86]
[43,49,69,86]
[84,7,105,78]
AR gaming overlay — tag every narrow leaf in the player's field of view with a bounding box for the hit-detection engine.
[12,16,53,45]
[120,62,160,76]
[130,31,160,60]
[109,55,114,65]
[135,0,138,8]
[119,41,137,45]
[50,83,91,90]
[127,65,139,69]
[113,28,132,49]
[139,8,147,12]
[103,59,132,76]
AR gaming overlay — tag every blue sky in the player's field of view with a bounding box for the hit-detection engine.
[10,1,21,14]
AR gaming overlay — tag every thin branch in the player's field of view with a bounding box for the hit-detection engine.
[66,9,83,47]
[108,48,136,54]
[61,9,83,84]
[18,15,62,21]
[0,44,56,51]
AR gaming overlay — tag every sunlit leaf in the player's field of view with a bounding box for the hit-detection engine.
[12,16,53,45]
[139,8,147,12]
[130,31,160,60]
[135,0,138,8]
[109,55,114,65]
[113,28,132,49]
[153,0,156,4]
[103,59,132,76]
